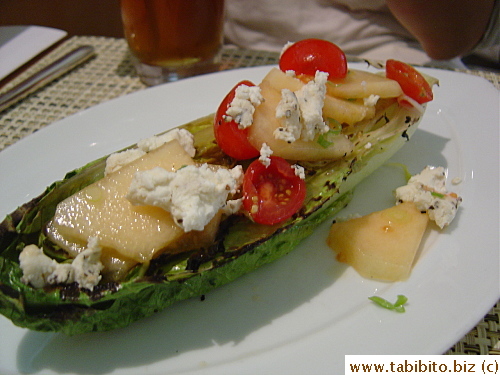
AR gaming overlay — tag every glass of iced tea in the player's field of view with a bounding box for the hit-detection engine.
[120,0,225,85]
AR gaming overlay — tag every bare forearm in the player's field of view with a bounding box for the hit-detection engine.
[386,0,495,60]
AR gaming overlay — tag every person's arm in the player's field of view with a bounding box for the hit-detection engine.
[386,0,495,60]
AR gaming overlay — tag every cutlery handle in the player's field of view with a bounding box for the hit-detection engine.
[0,45,95,113]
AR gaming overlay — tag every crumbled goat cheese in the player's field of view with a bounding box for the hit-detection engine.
[285,70,296,77]
[280,41,295,56]
[70,237,104,290]
[225,85,264,129]
[222,198,243,215]
[104,128,195,175]
[274,70,330,143]
[292,164,306,180]
[46,263,74,286]
[127,164,243,232]
[105,148,146,175]
[363,94,380,107]
[259,143,273,167]
[395,166,462,228]
[274,89,301,143]
[297,71,330,141]
[137,128,196,156]
[19,237,103,290]
[19,245,58,288]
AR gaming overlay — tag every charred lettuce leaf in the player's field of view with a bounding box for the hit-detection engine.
[0,98,424,334]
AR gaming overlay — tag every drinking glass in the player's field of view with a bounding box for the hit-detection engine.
[120,0,225,85]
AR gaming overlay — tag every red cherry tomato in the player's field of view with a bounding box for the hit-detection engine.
[214,80,260,160]
[386,59,433,104]
[279,38,348,79]
[243,156,306,225]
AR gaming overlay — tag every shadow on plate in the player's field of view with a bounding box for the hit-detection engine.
[16,238,348,374]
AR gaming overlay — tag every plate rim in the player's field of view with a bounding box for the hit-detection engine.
[0,64,498,375]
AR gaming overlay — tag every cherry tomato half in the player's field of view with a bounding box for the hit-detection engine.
[386,59,433,104]
[243,156,306,225]
[214,80,260,160]
[279,38,348,79]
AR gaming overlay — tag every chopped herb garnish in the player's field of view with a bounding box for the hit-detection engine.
[431,192,445,199]
[327,117,342,129]
[317,127,342,148]
[387,162,412,182]
[369,295,408,313]
[317,134,333,148]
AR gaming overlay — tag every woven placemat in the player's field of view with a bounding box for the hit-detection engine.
[0,36,498,354]
[0,37,282,151]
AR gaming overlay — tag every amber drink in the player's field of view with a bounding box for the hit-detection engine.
[120,0,225,85]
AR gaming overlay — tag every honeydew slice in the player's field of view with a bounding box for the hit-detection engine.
[327,202,429,281]
[47,140,195,263]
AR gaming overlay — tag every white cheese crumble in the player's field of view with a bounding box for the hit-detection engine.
[19,245,57,288]
[259,143,273,167]
[292,164,306,180]
[225,85,264,129]
[363,94,380,107]
[274,89,301,143]
[280,41,295,56]
[274,70,330,143]
[19,237,103,290]
[127,164,244,232]
[222,198,243,216]
[137,128,196,156]
[394,166,462,228]
[105,148,146,175]
[71,237,104,290]
[104,128,195,175]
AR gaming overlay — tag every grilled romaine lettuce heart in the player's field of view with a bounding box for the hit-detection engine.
[0,88,425,334]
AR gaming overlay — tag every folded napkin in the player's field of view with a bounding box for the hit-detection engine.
[0,25,67,81]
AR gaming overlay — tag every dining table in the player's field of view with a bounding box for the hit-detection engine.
[0,35,498,362]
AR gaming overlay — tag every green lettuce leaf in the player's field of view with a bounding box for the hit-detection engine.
[0,97,425,334]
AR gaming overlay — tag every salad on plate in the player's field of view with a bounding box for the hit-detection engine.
[0,39,443,335]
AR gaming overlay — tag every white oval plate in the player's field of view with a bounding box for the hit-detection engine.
[0,64,498,375]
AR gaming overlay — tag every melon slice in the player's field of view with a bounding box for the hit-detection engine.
[327,202,429,281]
[326,69,403,99]
[47,140,195,263]
[249,82,354,161]
[260,68,376,125]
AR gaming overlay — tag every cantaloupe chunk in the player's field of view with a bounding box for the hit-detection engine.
[327,70,403,99]
[47,140,195,263]
[261,68,376,125]
[263,67,402,100]
[327,202,429,281]
[260,67,304,92]
[323,95,376,125]
[249,82,354,161]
